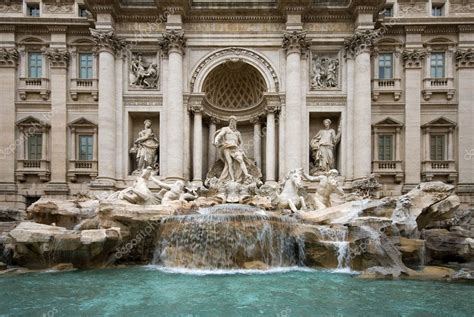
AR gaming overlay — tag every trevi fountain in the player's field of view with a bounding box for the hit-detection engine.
[1,116,473,316]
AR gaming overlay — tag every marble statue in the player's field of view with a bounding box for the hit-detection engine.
[311,56,339,89]
[303,169,344,210]
[129,54,159,89]
[130,119,159,173]
[108,167,160,205]
[149,176,197,205]
[209,116,260,184]
[273,168,307,212]
[310,118,341,173]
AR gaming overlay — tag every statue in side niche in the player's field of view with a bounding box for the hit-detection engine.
[130,119,159,173]
[310,118,341,174]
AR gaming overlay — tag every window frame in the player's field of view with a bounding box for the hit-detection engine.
[27,133,42,160]
[378,53,393,79]
[78,134,94,161]
[78,53,94,79]
[431,4,444,17]
[378,134,394,161]
[28,52,43,78]
[430,52,445,78]
[430,133,447,161]
[27,3,40,17]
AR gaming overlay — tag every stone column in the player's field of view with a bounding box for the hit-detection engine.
[208,117,218,170]
[456,48,474,187]
[160,30,186,181]
[282,31,309,172]
[402,49,426,187]
[190,103,203,185]
[90,29,124,188]
[344,30,378,180]
[250,116,262,169]
[265,103,279,183]
[0,47,18,196]
[44,47,70,196]
[344,55,355,180]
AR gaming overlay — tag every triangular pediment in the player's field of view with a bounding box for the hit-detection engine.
[68,117,97,127]
[373,117,403,127]
[16,116,49,127]
[422,117,456,128]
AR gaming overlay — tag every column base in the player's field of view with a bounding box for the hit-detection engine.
[401,183,419,194]
[90,178,116,190]
[191,180,203,187]
[0,182,17,194]
[264,180,277,186]
[165,176,185,183]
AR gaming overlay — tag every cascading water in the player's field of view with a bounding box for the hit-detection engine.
[318,226,351,270]
[152,204,305,269]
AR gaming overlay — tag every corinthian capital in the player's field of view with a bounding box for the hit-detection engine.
[159,30,186,56]
[0,47,18,67]
[402,49,426,68]
[456,48,474,68]
[90,28,126,54]
[344,29,380,58]
[282,31,310,55]
[43,48,70,68]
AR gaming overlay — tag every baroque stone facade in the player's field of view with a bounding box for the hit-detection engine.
[0,0,473,208]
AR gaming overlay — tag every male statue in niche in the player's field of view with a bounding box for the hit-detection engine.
[213,116,252,183]
[310,118,341,174]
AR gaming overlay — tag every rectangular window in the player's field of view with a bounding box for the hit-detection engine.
[430,135,446,161]
[78,135,93,161]
[378,135,393,161]
[378,53,393,79]
[79,6,88,17]
[28,52,42,78]
[430,53,445,78]
[432,4,444,16]
[79,53,93,79]
[27,3,40,17]
[27,134,42,160]
[383,5,393,17]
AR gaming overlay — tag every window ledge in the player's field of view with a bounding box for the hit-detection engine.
[70,78,98,101]
[371,78,402,101]
[18,77,50,101]
[15,159,50,182]
[422,77,455,101]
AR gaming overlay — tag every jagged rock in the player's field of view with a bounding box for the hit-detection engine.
[417,195,460,229]
[243,261,270,270]
[26,198,98,229]
[452,268,474,280]
[391,182,456,238]
[242,195,273,210]
[7,222,121,269]
[0,207,25,222]
[406,266,455,280]
[51,263,75,271]
[297,199,379,225]
[423,228,473,264]
[0,262,6,270]
[397,237,426,266]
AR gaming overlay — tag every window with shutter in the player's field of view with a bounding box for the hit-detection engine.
[27,134,42,160]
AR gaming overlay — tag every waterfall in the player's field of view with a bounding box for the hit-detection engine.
[153,205,305,269]
[319,226,351,270]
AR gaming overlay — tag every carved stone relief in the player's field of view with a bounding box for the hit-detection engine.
[310,53,339,89]
[129,53,159,89]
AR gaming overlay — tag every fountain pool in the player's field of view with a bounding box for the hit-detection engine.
[1,267,473,316]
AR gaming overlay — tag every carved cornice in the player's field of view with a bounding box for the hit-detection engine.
[189,103,203,114]
[282,31,310,55]
[89,29,125,54]
[0,25,15,33]
[43,48,70,68]
[0,48,18,67]
[343,29,380,58]
[458,25,474,33]
[43,3,74,14]
[402,49,426,68]
[159,30,186,57]
[249,115,262,124]
[456,49,474,68]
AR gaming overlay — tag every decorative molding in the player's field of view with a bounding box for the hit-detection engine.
[89,29,126,54]
[398,3,426,17]
[402,49,426,68]
[189,47,279,93]
[184,15,284,22]
[0,3,22,13]
[159,30,186,57]
[264,103,280,114]
[343,29,380,58]
[129,53,159,89]
[0,48,18,67]
[310,53,339,90]
[282,31,310,56]
[456,48,474,68]
[43,48,70,68]
[189,103,203,114]
[43,3,74,14]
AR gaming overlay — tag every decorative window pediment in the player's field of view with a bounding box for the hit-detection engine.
[68,117,97,128]
[373,117,403,128]
[421,117,456,129]
[16,116,50,129]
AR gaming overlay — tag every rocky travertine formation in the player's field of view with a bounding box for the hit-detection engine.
[7,222,120,269]
[27,198,98,229]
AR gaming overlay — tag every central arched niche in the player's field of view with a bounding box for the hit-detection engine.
[202,61,268,119]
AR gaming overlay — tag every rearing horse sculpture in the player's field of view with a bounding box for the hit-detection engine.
[269,168,307,212]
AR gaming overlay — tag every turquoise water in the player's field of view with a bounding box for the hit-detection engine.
[1,266,473,317]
